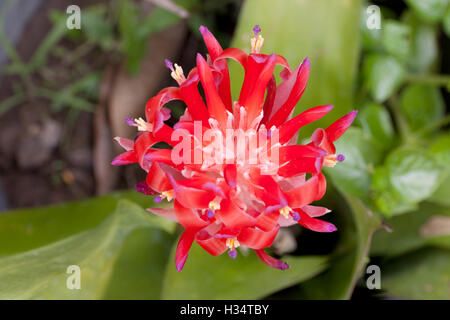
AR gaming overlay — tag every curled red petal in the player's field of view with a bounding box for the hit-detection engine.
[175,229,196,272]
[254,249,290,270]
[196,237,227,256]
[174,200,208,229]
[297,208,337,232]
[146,162,172,193]
[216,198,256,229]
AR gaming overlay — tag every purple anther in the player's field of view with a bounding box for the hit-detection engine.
[337,154,345,162]
[253,25,261,37]
[206,209,214,218]
[228,249,237,259]
[292,211,300,221]
[153,195,163,203]
[125,117,135,126]
[164,59,174,71]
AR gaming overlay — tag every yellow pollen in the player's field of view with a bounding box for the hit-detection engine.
[226,238,240,249]
[208,196,222,211]
[162,190,174,202]
[170,64,186,84]
[324,154,338,167]
[251,34,264,54]
[134,117,153,132]
[279,206,292,219]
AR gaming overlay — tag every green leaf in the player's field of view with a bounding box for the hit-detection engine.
[357,102,395,150]
[371,165,418,217]
[325,127,382,201]
[0,200,173,299]
[382,20,412,61]
[0,191,165,257]
[386,148,445,203]
[444,6,450,36]
[371,202,450,257]
[405,0,449,23]
[161,242,328,299]
[382,248,450,299]
[229,0,361,139]
[81,6,115,50]
[363,54,405,103]
[429,134,450,206]
[297,193,381,299]
[400,84,445,132]
[403,11,439,73]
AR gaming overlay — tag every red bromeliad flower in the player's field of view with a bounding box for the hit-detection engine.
[112,25,357,271]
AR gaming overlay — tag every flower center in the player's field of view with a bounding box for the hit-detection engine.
[279,206,300,221]
[154,190,174,203]
[165,59,186,85]
[251,25,264,54]
[323,153,345,167]
[226,237,240,258]
[134,117,153,132]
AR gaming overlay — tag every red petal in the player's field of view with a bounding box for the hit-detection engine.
[267,58,310,128]
[278,157,323,177]
[145,87,181,132]
[284,175,322,208]
[216,198,256,229]
[261,76,277,124]
[146,162,171,193]
[223,164,237,188]
[325,111,358,142]
[179,71,210,126]
[170,176,214,209]
[311,128,335,154]
[254,249,290,270]
[256,210,280,232]
[133,132,158,169]
[111,150,137,166]
[114,137,134,151]
[278,105,334,145]
[278,145,326,163]
[174,200,208,229]
[297,208,337,232]
[175,229,196,272]
[196,53,228,125]
[238,224,279,249]
[196,237,227,256]
[301,205,331,217]
[214,47,248,69]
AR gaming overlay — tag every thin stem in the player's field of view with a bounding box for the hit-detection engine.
[417,114,450,136]
[406,74,450,87]
[387,95,410,143]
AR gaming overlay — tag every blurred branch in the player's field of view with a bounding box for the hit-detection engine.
[406,73,450,88]
[144,0,190,18]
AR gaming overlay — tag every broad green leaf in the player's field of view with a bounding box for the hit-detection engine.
[297,193,381,299]
[405,0,449,23]
[382,248,450,299]
[429,134,450,206]
[403,11,439,72]
[371,165,418,217]
[0,200,173,299]
[161,242,328,299]
[382,20,412,61]
[357,102,395,150]
[363,54,405,103]
[386,148,444,203]
[400,84,444,132]
[103,227,175,299]
[0,191,163,257]
[324,127,382,201]
[229,0,361,139]
[371,202,450,257]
